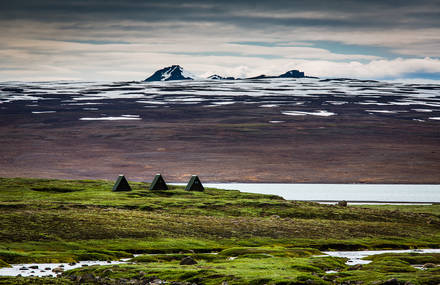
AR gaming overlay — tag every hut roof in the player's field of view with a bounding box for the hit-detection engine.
[112,175,132,191]
[185,175,204,191]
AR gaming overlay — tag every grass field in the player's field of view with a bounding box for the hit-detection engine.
[0,177,439,284]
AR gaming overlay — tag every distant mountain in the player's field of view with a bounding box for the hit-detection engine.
[278,70,305,78]
[207,74,236,80]
[145,67,313,82]
[144,65,194,81]
[246,70,307,80]
[246,74,270,80]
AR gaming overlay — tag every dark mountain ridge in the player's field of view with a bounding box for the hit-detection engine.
[145,65,314,81]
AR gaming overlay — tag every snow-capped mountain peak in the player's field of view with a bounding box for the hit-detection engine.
[144,65,195,82]
[207,74,236,80]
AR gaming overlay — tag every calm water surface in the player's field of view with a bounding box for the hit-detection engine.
[203,184,440,203]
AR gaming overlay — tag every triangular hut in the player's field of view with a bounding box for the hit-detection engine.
[185,175,204,191]
[149,174,168,190]
[112,175,132,191]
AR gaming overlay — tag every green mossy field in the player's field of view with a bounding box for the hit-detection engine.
[0,177,439,284]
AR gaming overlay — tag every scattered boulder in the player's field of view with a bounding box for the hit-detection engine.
[180,256,197,265]
[68,262,76,266]
[102,268,113,276]
[381,278,400,285]
[348,264,363,270]
[29,265,38,269]
[338,200,348,207]
[52,267,64,273]
[19,267,28,270]
[78,273,96,283]
[45,267,51,270]
[423,262,436,268]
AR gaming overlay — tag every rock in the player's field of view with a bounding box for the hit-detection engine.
[81,264,89,267]
[68,262,76,266]
[338,200,348,207]
[78,273,96,283]
[381,278,400,285]
[59,264,64,267]
[29,265,38,269]
[423,262,436,268]
[45,267,51,270]
[348,264,363,270]
[19,267,28,270]
[102,268,113,275]
[52,267,64,273]
[180,256,197,265]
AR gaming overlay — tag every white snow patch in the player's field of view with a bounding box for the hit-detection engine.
[412,109,433,112]
[282,110,335,117]
[259,104,279,108]
[326,101,348,105]
[365,110,400,114]
[212,101,235,105]
[32,111,56,114]
[136,100,167,105]
[80,115,141,121]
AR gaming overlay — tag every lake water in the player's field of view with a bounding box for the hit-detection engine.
[203,184,440,204]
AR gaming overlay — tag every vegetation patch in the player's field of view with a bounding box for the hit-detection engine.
[0,177,439,284]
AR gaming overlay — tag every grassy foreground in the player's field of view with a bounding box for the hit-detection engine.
[0,177,439,284]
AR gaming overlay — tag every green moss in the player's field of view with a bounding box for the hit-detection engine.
[0,259,10,268]
[366,252,440,264]
[0,177,440,284]
[363,259,417,273]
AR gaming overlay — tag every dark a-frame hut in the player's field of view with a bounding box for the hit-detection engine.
[112,174,132,191]
[149,174,168,190]
[185,175,204,191]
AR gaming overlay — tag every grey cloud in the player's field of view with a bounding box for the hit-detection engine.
[1,0,439,30]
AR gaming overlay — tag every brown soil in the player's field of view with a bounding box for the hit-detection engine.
[0,103,439,183]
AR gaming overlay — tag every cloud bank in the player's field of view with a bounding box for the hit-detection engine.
[0,0,439,81]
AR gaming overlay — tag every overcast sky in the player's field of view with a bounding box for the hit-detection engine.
[1,0,440,81]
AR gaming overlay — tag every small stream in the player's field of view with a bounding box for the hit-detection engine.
[1,249,439,277]
[323,248,440,265]
[0,259,131,277]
